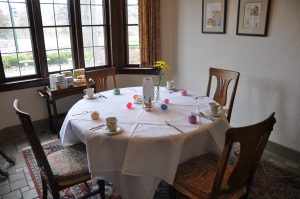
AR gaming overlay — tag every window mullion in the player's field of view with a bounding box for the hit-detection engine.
[108,0,126,68]
[30,0,48,77]
[0,53,5,83]
[69,0,79,69]
[73,0,85,68]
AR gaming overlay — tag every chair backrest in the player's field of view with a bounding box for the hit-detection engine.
[85,67,117,92]
[13,99,54,182]
[206,67,240,122]
[211,113,276,198]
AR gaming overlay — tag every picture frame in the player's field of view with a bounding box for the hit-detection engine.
[236,0,271,36]
[202,0,227,34]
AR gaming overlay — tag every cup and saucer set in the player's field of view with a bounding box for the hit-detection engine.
[83,88,97,99]
[104,117,122,135]
[132,95,143,104]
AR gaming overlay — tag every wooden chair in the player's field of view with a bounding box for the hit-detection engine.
[85,67,117,92]
[206,68,240,122]
[13,99,105,199]
[171,113,276,199]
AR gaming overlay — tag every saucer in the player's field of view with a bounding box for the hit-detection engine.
[104,126,122,135]
[165,86,176,91]
[84,94,97,99]
[133,100,143,104]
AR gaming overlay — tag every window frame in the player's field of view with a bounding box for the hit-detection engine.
[124,0,140,66]
[0,0,42,82]
[76,0,111,69]
[0,0,157,92]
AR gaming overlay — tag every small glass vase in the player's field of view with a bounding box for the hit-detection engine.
[154,84,161,103]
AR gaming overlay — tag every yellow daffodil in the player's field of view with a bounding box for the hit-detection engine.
[153,60,169,86]
[154,60,169,71]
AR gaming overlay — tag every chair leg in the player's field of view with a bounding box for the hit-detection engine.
[52,190,60,199]
[168,185,177,199]
[0,169,9,181]
[0,150,15,165]
[97,179,105,199]
[42,178,48,199]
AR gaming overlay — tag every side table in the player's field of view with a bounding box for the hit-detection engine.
[38,85,87,136]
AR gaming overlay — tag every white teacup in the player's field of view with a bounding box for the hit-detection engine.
[106,117,118,132]
[84,88,94,98]
[166,80,175,90]
[209,102,220,115]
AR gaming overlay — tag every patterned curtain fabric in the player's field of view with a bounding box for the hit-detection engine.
[139,0,161,68]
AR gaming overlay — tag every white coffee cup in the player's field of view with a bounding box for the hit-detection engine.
[106,117,118,132]
[166,80,175,90]
[209,102,220,115]
[84,88,94,98]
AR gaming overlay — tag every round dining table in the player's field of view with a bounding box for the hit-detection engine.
[60,86,229,199]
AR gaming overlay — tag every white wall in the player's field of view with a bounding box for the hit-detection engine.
[161,0,300,151]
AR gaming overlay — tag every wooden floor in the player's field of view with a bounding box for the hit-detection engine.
[0,126,300,199]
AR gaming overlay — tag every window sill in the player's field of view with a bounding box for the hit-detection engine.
[116,67,156,75]
[0,67,156,92]
[0,78,49,92]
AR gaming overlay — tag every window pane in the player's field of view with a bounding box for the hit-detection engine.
[128,23,140,64]
[54,4,69,25]
[9,0,26,2]
[41,4,55,26]
[91,5,103,25]
[128,26,139,45]
[54,0,67,3]
[0,29,16,53]
[81,0,90,4]
[40,0,53,3]
[19,52,36,76]
[1,1,37,79]
[3,53,19,78]
[43,28,58,50]
[11,3,29,27]
[84,47,94,68]
[91,0,102,5]
[81,5,91,25]
[0,2,12,27]
[81,0,106,68]
[47,50,60,72]
[15,28,32,52]
[57,27,71,48]
[82,27,93,47]
[129,45,140,64]
[94,47,105,66]
[127,0,138,5]
[93,26,104,46]
[59,49,73,70]
[127,5,138,24]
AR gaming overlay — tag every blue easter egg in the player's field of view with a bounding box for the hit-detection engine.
[161,104,168,110]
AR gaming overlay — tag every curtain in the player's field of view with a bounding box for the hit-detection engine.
[139,0,161,67]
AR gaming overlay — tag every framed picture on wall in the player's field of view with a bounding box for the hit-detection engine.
[236,0,271,36]
[202,0,227,34]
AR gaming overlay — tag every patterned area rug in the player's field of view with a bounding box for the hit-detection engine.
[22,140,300,199]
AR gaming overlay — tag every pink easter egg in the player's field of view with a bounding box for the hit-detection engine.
[126,102,132,109]
[180,89,187,96]
[164,98,170,104]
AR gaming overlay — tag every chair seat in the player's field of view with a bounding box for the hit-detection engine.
[42,141,91,186]
[173,153,246,199]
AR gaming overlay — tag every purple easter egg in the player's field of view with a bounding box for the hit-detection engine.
[188,115,197,124]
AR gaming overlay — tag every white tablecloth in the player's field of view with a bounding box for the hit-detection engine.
[60,87,229,199]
